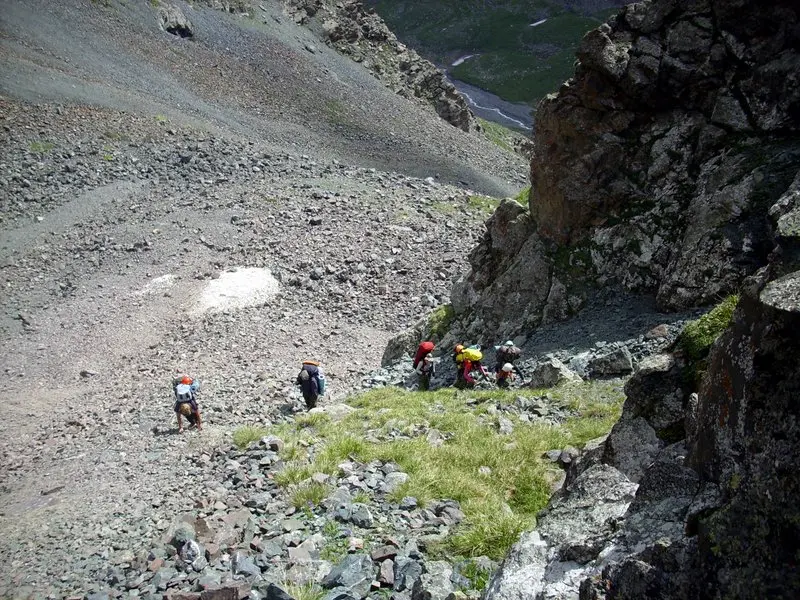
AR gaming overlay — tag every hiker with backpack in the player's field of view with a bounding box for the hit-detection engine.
[494,340,525,383]
[496,363,515,388]
[173,375,202,432]
[296,360,326,410]
[413,341,435,370]
[453,344,490,389]
[415,352,436,391]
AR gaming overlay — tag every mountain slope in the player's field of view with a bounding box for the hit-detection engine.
[365,0,629,106]
[0,0,526,197]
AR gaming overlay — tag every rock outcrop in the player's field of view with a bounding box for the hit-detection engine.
[485,140,800,600]
[284,0,476,131]
[453,0,800,339]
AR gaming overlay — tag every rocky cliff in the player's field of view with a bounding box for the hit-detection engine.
[479,1,800,596]
[283,0,477,131]
[452,0,800,341]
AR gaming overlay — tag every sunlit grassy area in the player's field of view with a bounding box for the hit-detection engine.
[235,382,624,560]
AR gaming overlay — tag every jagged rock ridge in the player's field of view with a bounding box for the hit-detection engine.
[452,0,799,342]
[283,0,477,131]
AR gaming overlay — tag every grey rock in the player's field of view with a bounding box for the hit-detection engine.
[410,561,453,600]
[321,554,374,598]
[527,357,582,389]
[159,5,193,38]
[588,345,634,376]
[393,556,423,592]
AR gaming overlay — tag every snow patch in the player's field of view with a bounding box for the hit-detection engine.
[195,267,280,313]
[529,19,547,27]
[137,274,176,295]
[452,54,476,67]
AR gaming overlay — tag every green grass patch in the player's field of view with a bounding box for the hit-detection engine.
[677,295,739,361]
[479,118,520,151]
[515,186,530,205]
[271,382,624,560]
[371,1,618,106]
[676,295,739,386]
[324,99,348,126]
[232,425,270,449]
[468,195,501,214]
[28,141,55,154]
[426,304,455,341]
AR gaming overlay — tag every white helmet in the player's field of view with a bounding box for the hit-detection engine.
[502,363,513,373]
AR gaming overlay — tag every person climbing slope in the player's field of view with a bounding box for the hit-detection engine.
[494,340,525,382]
[454,344,490,389]
[415,352,436,391]
[413,340,435,370]
[173,374,202,432]
[296,360,326,410]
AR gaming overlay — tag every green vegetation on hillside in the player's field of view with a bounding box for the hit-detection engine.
[677,295,739,385]
[235,382,624,560]
[368,0,623,106]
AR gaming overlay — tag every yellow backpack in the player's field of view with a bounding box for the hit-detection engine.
[462,347,483,362]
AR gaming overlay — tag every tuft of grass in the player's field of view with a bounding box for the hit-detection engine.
[29,141,55,154]
[460,559,493,591]
[271,382,624,560]
[274,464,313,487]
[232,425,270,449]
[677,295,739,361]
[479,118,517,151]
[281,583,324,600]
[515,186,530,205]
[290,482,329,509]
[155,114,169,123]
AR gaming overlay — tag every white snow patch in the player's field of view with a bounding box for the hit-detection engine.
[452,54,476,67]
[529,19,547,27]
[137,274,176,295]
[195,267,280,313]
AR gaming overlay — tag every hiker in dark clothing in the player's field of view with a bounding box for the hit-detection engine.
[494,341,525,381]
[296,360,325,410]
[415,353,435,391]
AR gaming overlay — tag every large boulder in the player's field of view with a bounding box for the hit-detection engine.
[159,5,193,38]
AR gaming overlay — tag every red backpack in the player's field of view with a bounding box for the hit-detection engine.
[413,341,435,368]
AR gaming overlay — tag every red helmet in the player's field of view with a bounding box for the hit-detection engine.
[180,375,193,385]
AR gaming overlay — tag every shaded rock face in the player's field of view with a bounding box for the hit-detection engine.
[685,268,800,597]
[487,230,800,597]
[532,0,800,309]
[284,0,476,131]
[456,0,799,340]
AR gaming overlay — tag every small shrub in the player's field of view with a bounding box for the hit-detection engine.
[426,304,455,341]
[232,426,269,449]
[28,141,54,154]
